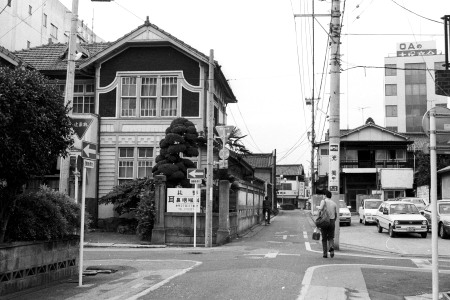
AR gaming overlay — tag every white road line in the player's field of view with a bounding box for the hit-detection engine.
[305,242,312,251]
[283,235,287,240]
[303,231,308,239]
[264,251,279,258]
[125,260,202,300]
[131,283,144,289]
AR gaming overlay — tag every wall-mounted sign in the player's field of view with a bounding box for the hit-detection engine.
[167,188,200,213]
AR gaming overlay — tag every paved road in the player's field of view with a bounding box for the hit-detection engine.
[4,210,450,300]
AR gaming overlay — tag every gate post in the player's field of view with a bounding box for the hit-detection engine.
[151,175,166,244]
[217,180,231,245]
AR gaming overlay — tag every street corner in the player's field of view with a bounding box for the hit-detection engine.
[4,259,202,300]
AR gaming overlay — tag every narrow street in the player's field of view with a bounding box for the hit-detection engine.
[6,210,450,300]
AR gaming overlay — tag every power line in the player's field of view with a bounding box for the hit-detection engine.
[390,0,443,24]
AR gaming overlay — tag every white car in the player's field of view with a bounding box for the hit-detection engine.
[395,197,427,211]
[359,198,382,225]
[339,200,352,226]
[376,201,428,238]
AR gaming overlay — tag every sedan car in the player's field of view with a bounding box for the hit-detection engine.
[376,201,428,238]
[421,200,450,239]
[395,197,427,211]
[339,200,352,226]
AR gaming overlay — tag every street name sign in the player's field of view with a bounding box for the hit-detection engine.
[422,106,450,154]
[190,179,202,184]
[81,141,97,159]
[84,159,94,168]
[187,168,205,179]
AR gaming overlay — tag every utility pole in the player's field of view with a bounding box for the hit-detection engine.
[205,49,214,248]
[328,0,342,249]
[59,0,79,194]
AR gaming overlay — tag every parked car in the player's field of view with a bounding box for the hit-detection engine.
[395,197,427,211]
[376,201,428,238]
[421,200,450,239]
[339,200,352,226]
[359,198,383,225]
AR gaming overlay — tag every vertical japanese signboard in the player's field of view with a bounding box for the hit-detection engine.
[167,188,200,213]
[328,143,339,192]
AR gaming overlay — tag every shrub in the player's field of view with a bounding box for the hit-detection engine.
[135,190,156,241]
[5,186,83,242]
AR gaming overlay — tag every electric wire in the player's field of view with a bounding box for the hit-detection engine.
[390,0,443,24]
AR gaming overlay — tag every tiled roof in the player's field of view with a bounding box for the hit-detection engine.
[401,132,428,151]
[13,42,112,71]
[0,45,29,67]
[244,153,274,168]
[277,164,304,176]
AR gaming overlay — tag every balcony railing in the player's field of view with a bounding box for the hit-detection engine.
[341,159,414,169]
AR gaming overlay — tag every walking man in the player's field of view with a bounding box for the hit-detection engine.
[318,190,338,258]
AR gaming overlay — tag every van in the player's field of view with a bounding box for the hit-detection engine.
[359,198,383,225]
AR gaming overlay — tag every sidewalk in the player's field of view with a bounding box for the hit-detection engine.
[84,230,166,248]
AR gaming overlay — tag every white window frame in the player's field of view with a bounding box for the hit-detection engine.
[118,147,134,185]
[137,147,154,178]
[73,83,95,114]
[119,73,179,118]
[50,23,58,39]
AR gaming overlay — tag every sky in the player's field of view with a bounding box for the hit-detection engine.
[60,0,449,170]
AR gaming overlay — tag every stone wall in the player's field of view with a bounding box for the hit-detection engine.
[0,237,79,296]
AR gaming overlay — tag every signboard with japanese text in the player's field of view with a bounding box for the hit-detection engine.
[298,181,305,197]
[167,188,200,213]
[396,41,436,57]
[328,143,339,192]
[69,117,93,139]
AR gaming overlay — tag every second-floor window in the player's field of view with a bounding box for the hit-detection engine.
[73,83,95,114]
[50,24,58,39]
[385,84,397,96]
[120,76,178,118]
[43,13,47,27]
[386,105,397,117]
[385,64,396,76]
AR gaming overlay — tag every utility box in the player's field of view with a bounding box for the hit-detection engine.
[380,168,413,189]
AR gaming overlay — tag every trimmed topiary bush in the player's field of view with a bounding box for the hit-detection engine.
[5,186,83,242]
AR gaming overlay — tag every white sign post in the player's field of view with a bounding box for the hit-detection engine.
[79,158,94,286]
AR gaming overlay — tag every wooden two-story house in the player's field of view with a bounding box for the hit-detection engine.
[13,18,237,226]
[316,122,414,209]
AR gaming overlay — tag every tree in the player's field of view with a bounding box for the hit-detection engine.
[0,67,73,242]
[223,126,251,155]
[365,117,375,125]
[152,118,199,188]
[415,151,450,187]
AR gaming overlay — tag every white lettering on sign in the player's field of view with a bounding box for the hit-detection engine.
[84,160,94,168]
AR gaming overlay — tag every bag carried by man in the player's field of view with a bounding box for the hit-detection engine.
[312,227,321,240]
[315,200,331,228]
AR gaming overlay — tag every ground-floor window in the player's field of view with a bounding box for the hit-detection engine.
[118,147,154,184]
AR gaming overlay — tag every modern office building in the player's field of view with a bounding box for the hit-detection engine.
[0,0,103,52]
[384,41,448,133]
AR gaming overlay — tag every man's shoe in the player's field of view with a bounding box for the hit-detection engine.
[330,248,335,258]
[323,255,327,258]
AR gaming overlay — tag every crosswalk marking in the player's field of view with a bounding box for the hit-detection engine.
[264,251,279,258]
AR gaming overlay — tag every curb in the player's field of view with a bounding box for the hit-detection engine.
[84,242,166,248]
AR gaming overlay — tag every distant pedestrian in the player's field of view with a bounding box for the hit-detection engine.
[318,190,338,258]
[263,196,271,224]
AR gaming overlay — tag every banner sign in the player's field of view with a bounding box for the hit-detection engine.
[167,188,200,213]
[328,143,339,192]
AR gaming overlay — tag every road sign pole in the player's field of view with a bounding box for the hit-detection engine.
[430,111,439,300]
[78,164,86,286]
[194,184,198,248]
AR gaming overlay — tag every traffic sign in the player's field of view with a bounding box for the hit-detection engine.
[82,141,97,159]
[219,160,228,169]
[69,117,93,139]
[187,168,205,179]
[84,159,94,168]
[422,106,450,144]
[190,179,202,184]
[219,148,230,160]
